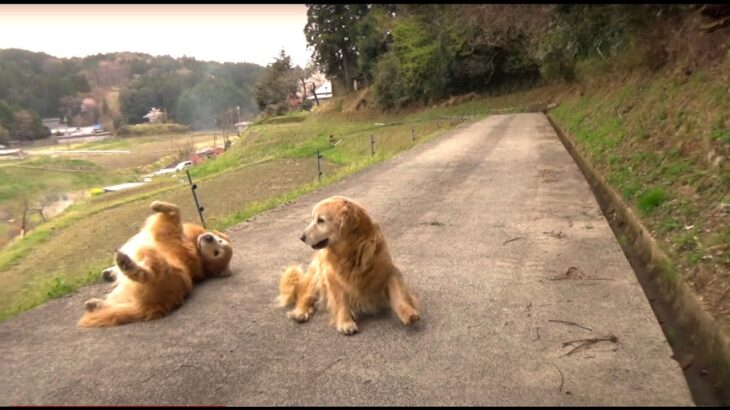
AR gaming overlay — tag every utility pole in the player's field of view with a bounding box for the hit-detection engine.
[311,83,320,106]
[64,116,70,151]
[236,106,241,137]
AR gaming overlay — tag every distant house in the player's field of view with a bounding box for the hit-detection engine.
[235,121,251,134]
[54,124,102,138]
[306,80,333,101]
[42,118,63,130]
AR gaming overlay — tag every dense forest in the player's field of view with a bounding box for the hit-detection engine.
[303,4,729,109]
[0,49,266,142]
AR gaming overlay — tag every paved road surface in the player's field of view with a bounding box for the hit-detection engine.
[0,113,693,405]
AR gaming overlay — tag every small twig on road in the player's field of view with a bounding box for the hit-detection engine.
[549,319,593,332]
[502,237,524,245]
[562,335,619,356]
[532,327,541,342]
[550,361,564,392]
[316,358,343,377]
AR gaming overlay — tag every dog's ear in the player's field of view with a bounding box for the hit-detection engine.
[336,199,354,232]
[218,265,233,277]
[213,229,230,242]
[353,237,377,269]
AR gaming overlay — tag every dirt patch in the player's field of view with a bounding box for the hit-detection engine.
[538,168,560,183]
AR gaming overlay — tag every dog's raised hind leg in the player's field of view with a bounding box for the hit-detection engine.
[150,201,183,237]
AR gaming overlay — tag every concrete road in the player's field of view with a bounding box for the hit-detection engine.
[0,114,693,405]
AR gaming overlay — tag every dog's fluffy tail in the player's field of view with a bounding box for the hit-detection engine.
[77,304,148,327]
[278,265,304,307]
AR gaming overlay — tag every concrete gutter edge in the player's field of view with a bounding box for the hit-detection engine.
[545,113,730,402]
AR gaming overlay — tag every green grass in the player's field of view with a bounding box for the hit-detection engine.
[0,164,124,204]
[2,262,107,322]
[116,123,190,136]
[258,111,309,125]
[712,127,730,144]
[636,188,669,214]
[24,157,101,170]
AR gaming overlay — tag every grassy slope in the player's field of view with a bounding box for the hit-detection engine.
[551,52,730,333]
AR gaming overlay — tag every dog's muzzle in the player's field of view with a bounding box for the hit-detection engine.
[311,238,329,250]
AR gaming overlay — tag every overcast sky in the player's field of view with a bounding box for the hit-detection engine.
[0,4,311,67]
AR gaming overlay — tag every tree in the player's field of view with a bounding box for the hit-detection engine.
[354,4,396,82]
[119,77,163,125]
[11,110,50,141]
[143,107,166,124]
[304,4,370,92]
[253,49,301,115]
[0,125,9,145]
[0,100,15,130]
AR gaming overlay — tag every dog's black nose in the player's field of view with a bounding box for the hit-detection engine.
[203,234,214,243]
[300,234,306,243]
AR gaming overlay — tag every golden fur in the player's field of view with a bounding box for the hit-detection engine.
[78,201,233,327]
[278,196,420,335]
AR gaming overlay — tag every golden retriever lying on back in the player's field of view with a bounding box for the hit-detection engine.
[78,201,233,327]
[278,196,420,335]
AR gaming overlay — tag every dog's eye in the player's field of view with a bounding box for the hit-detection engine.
[317,217,324,224]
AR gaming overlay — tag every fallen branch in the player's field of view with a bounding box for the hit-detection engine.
[550,361,564,392]
[700,17,730,32]
[562,335,619,356]
[315,358,343,377]
[549,319,592,332]
[532,327,541,342]
[502,237,523,245]
[543,230,567,239]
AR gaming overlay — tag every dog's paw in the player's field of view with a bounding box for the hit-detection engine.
[287,309,310,323]
[396,305,421,326]
[151,201,178,214]
[84,298,104,312]
[115,250,135,271]
[101,266,117,282]
[337,321,359,335]
[404,312,420,326]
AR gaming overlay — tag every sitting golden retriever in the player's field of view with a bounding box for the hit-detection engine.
[278,196,420,335]
[78,201,233,327]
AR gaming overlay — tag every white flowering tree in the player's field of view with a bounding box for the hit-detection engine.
[143,107,166,124]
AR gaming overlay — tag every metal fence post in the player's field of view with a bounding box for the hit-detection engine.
[186,170,206,228]
[317,148,323,182]
[370,134,375,157]
[411,127,415,143]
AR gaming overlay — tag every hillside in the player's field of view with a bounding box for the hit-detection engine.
[0,49,266,140]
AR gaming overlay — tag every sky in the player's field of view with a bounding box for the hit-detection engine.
[0,4,311,67]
